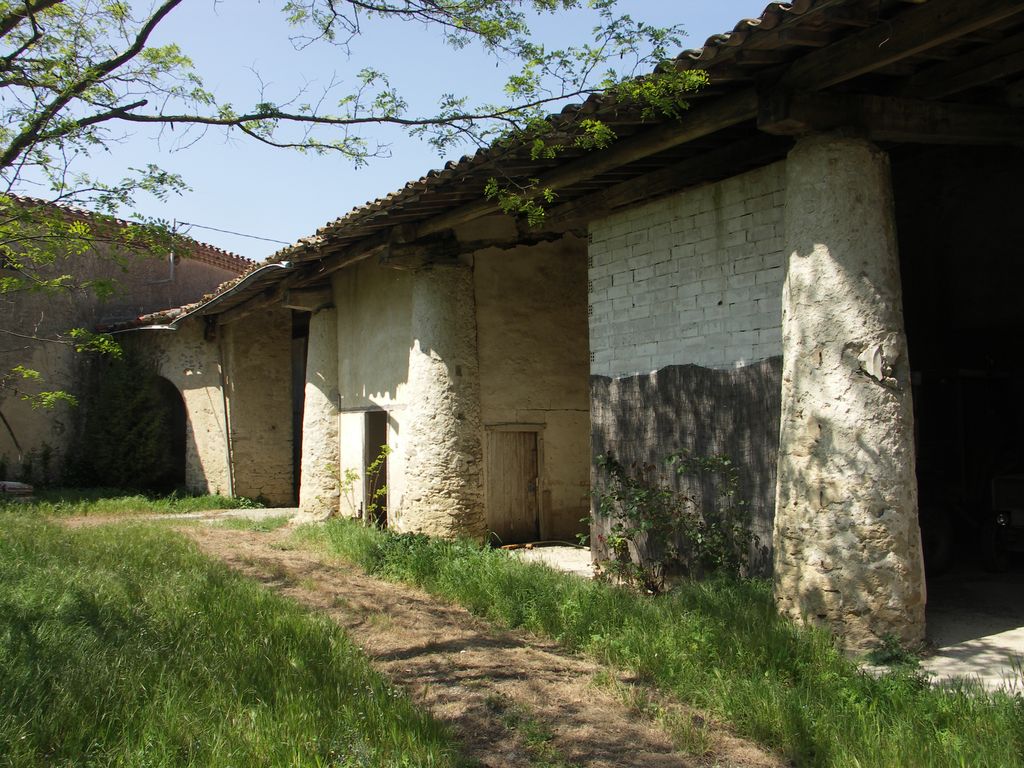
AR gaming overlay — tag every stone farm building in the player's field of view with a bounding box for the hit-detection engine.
[0,196,253,481]
[117,0,1023,650]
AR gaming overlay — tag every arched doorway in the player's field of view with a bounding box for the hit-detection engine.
[151,376,186,491]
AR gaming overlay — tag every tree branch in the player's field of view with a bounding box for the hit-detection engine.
[0,0,184,171]
[0,0,62,41]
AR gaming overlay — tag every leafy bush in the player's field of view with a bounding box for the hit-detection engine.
[592,452,755,592]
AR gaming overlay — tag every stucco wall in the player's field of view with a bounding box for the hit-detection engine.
[588,162,786,376]
[134,309,294,505]
[0,332,77,481]
[332,258,486,536]
[333,261,413,521]
[135,319,232,496]
[330,244,586,541]
[0,244,243,483]
[298,308,340,516]
[475,235,591,540]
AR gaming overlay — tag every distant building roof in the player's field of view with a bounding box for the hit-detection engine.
[4,194,255,275]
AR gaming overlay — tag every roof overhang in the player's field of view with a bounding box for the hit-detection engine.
[128,0,1024,330]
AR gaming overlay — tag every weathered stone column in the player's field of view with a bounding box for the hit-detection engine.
[298,307,340,516]
[773,134,926,650]
[399,262,485,538]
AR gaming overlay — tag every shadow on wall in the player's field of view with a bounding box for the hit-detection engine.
[152,376,187,490]
[334,264,414,410]
[773,221,923,646]
[590,359,783,577]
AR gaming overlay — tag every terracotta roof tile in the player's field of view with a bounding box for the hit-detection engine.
[4,193,255,274]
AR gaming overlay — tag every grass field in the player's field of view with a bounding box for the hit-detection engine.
[0,514,463,767]
[294,520,1024,768]
[0,487,262,517]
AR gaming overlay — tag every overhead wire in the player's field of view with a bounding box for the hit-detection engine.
[176,220,292,246]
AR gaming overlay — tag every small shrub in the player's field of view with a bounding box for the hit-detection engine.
[866,634,923,670]
[592,452,755,592]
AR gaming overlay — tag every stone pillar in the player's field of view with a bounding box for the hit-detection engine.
[399,263,485,538]
[298,307,340,517]
[222,306,294,506]
[773,134,926,650]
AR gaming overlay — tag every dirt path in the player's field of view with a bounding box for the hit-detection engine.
[171,524,784,768]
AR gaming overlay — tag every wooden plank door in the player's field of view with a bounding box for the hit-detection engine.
[486,430,539,544]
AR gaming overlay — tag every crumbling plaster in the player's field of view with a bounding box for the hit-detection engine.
[143,306,297,506]
[332,261,412,521]
[133,319,231,497]
[773,134,926,649]
[331,259,486,536]
[298,307,340,516]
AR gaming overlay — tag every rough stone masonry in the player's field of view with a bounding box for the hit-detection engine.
[773,134,926,650]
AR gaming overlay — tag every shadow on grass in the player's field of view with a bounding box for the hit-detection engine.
[0,515,464,767]
[1,486,263,516]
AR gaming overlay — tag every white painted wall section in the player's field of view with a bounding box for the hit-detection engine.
[588,161,787,377]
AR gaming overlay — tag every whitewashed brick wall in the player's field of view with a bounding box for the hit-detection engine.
[589,161,786,376]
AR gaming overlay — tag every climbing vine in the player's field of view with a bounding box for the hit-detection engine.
[65,349,182,491]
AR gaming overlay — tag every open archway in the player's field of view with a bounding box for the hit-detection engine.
[151,376,186,492]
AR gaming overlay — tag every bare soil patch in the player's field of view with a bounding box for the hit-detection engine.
[174,524,784,768]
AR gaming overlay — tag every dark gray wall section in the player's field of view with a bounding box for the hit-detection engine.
[590,358,782,576]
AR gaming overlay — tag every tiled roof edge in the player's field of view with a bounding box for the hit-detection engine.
[4,193,255,275]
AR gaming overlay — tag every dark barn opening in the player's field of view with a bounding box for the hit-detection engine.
[153,376,186,491]
[364,410,388,527]
[292,311,310,505]
[893,145,1024,639]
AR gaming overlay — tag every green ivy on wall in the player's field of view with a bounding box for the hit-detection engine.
[66,350,185,491]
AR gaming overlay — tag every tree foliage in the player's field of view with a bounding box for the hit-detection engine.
[0,0,693,191]
[0,0,704,464]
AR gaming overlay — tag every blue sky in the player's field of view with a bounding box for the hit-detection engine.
[66,1,771,260]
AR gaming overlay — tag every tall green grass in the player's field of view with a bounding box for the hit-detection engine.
[0,487,262,516]
[0,515,462,767]
[294,520,1024,768]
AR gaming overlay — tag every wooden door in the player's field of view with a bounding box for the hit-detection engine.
[486,430,539,544]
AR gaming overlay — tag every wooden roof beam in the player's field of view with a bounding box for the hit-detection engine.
[899,30,1024,98]
[412,88,759,238]
[544,133,792,225]
[215,288,285,326]
[286,229,393,288]
[781,0,1024,91]
[759,90,1024,145]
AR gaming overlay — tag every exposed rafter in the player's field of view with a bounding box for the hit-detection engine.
[759,90,1024,145]
[545,133,792,225]
[898,29,1024,98]
[781,0,1024,91]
